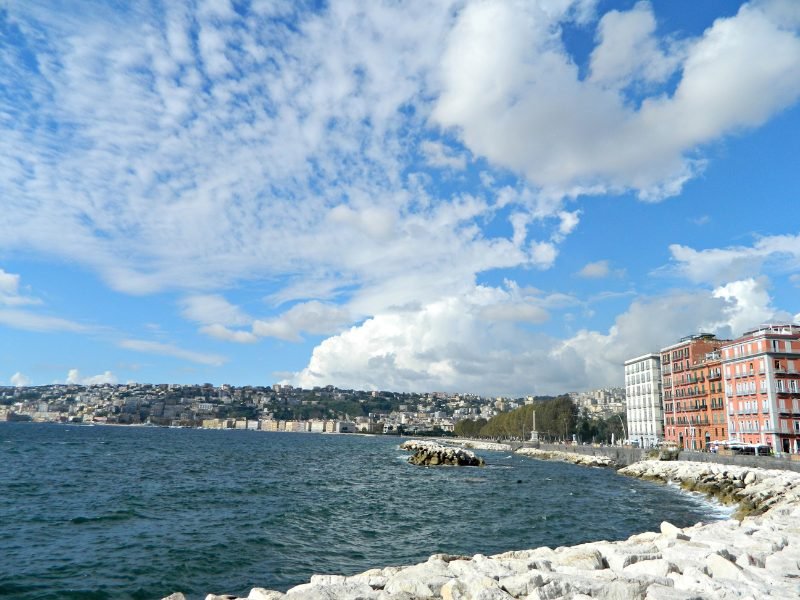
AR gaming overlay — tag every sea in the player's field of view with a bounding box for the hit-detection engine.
[0,423,730,600]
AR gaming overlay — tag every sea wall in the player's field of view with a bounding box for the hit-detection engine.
[180,460,800,600]
[535,442,800,472]
[535,443,645,467]
[515,447,615,468]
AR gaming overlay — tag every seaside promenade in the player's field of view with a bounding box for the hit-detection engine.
[172,444,800,600]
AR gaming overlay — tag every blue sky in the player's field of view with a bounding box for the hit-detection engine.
[1,0,799,395]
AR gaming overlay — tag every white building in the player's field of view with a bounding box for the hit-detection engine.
[624,353,663,448]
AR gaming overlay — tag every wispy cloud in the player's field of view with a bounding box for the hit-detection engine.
[0,308,90,333]
[119,339,227,366]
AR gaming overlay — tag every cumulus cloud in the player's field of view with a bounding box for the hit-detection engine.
[712,277,793,335]
[433,0,800,200]
[578,260,611,279]
[0,268,40,306]
[669,234,800,285]
[252,301,352,342]
[530,241,558,269]
[10,372,31,387]
[589,1,682,89]
[290,276,794,396]
[66,369,118,385]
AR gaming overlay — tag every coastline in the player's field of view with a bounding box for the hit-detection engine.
[179,448,800,600]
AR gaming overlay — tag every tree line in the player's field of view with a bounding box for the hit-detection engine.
[453,396,626,444]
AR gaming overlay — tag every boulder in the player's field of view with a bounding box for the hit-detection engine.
[248,589,286,600]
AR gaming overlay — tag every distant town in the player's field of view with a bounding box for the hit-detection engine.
[0,381,624,436]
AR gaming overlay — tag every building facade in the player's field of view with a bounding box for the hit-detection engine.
[624,354,663,448]
[661,333,728,450]
[721,324,800,454]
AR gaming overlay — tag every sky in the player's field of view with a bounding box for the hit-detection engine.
[1,0,799,396]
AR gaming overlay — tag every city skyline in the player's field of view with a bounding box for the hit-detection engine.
[1,0,799,395]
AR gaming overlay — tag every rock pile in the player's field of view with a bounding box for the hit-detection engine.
[448,440,513,453]
[400,440,485,467]
[172,459,800,600]
[620,459,800,518]
[515,447,616,468]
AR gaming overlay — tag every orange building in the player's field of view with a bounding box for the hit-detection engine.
[660,333,728,450]
[721,324,800,454]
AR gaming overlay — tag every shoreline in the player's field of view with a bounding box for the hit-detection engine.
[178,449,800,600]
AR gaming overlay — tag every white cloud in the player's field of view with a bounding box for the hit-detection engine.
[589,1,682,89]
[0,268,40,306]
[252,301,352,342]
[712,277,791,335]
[420,140,467,170]
[290,276,794,396]
[669,234,800,285]
[530,241,558,269]
[0,309,90,333]
[119,339,227,366]
[10,372,31,387]
[199,324,259,344]
[556,210,581,239]
[433,0,800,200]
[689,215,711,226]
[180,295,252,327]
[65,368,118,385]
[578,260,611,279]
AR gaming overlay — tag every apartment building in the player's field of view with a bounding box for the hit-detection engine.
[624,354,663,448]
[661,333,728,450]
[721,324,800,454]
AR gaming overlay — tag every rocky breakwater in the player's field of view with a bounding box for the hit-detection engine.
[447,440,513,453]
[400,440,485,467]
[515,447,616,468]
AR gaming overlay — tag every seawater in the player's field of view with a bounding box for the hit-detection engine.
[0,423,725,600]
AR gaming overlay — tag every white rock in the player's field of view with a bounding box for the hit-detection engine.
[603,544,662,572]
[248,589,285,600]
[622,558,675,579]
[705,553,743,581]
[497,571,545,597]
[285,581,378,599]
[440,572,512,600]
[659,522,688,541]
[383,559,452,598]
[553,546,605,571]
